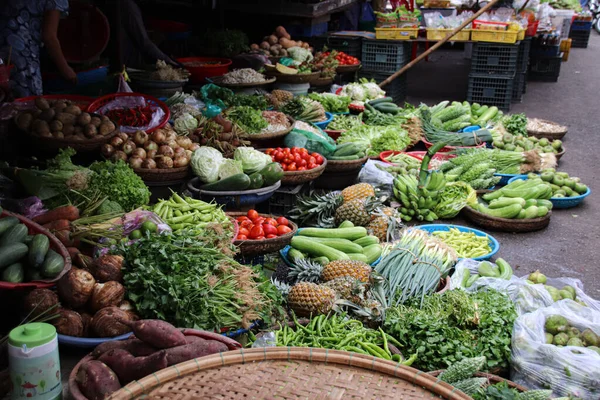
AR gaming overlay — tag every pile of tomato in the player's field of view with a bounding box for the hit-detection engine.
[322,51,360,66]
[265,147,324,172]
[235,210,293,241]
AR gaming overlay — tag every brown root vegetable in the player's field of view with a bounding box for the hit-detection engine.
[66,246,81,260]
[156,156,173,169]
[23,288,59,318]
[35,97,50,110]
[89,281,125,312]
[65,105,82,116]
[34,205,80,224]
[49,120,63,132]
[76,360,121,400]
[39,108,56,122]
[181,328,242,350]
[111,151,128,162]
[74,253,93,271]
[78,113,92,126]
[280,49,288,57]
[185,335,204,344]
[213,114,232,132]
[53,309,84,337]
[117,132,129,141]
[92,338,156,358]
[54,132,65,139]
[84,124,98,138]
[132,147,147,159]
[270,48,280,56]
[56,112,76,125]
[91,307,132,338]
[101,143,115,158]
[15,112,34,130]
[32,120,50,134]
[90,116,102,127]
[141,158,157,169]
[117,319,186,349]
[268,35,279,45]
[122,140,136,155]
[81,312,93,337]
[109,136,124,148]
[74,126,83,136]
[99,122,116,136]
[260,41,271,50]
[62,124,75,136]
[53,101,67,111]
[98,349,167,384]
[57,268,96,308]
[275,26,288,38]
[164,339,228,366]
[157,145,174,158]
[250,43,260,51]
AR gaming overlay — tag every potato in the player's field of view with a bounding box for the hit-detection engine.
[78,112,92,126]
[76,360,121,400]
[53,101,67,112]
[270,47,280,56]
[101,115,111,124]
[74,133,86,141]
[84,124,98,138]
[62,124,75,137]
[35,97,50,110]
[65,105,82,116]
[15,112,33,131]
[250,43,259,51]
[268,35,278,45]
[40,131,53,138]
[165,339,228,366]
[56,112,76,125]
[260,41,270,50]
[99,122,116,136]
[275,26,288,38]
[97,349,167,384]
[32,120,50,134]
[49,120,63,132]
[39,108,56,122]
[90,116,102,127]
[54,132,65,139]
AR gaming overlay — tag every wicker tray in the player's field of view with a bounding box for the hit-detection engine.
[209,75,276,88]
[282,158,327,185]
[527,118,568,140]
[239,115,294,141]
[462,205,551,232]
[0,211,71,290]
[264,71,321,84]
[428,370,528,392]
[325,155,369,173]
[109,347,470,400]
[336,63,362,73]
[228,212,298,256]
[133,165,190,183]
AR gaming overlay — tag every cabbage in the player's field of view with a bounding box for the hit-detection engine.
[340,83,366,102]
[218,159,243,180]
[234,147,272,174]
[191,147,224,183]
[173,113,198,135]
[363,82,385,99]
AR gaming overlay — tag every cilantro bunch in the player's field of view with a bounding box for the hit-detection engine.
[88,160,150,211]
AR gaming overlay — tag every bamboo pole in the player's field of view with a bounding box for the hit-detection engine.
[379,0,501,88]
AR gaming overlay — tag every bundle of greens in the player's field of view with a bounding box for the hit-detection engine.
[433,182,476,219]
[421,109,493,146]
[225,106,268,133]
[441,148,556,176]
[281,97,327,123]
[384,289,517,372]
[226,94,269,110]
[88,160,150,211]
[502,113,528,137]
[362,108,404,126]
[327,114,363,131]
[441,154,501,190]
[307,93,351,113]
[337,125,410,156]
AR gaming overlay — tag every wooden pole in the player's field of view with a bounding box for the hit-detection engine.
[379,0,501,88]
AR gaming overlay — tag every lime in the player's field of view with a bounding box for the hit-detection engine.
[141,220,158,234]
[129,229,142,240]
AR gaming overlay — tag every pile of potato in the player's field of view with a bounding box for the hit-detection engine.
[15,97,117,140]
[250,26,312,58]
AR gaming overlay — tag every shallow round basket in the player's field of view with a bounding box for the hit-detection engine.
[462,205,551,232]
[57,332,132,349]
[239,115,294,141]
[527,118,568,140]
[108,347,471,400]
[507,175,591,209]
[264,71,321,84]
[427,370,528,392]
[228,212,298,256]
[282,158,327,185]
[336,63,362,73]
[187,178,281,208]
[417,224,500,261]
[208,75,276,89]
[23,112,119,153]
[325,154,369,173]
[422,138,487,152]
[555,146,565,162]
[133,165,190,183]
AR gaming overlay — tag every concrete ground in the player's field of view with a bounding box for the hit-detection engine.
[406,33,600,297]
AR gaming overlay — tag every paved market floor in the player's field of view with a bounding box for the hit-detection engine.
[407,33,600,297]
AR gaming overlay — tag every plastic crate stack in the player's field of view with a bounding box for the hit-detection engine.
[259,183,312,217]
[569,20,593,48]
[513,38,531,102]
[468,42,520,111]
[358,39,411,103]
[529,36,563,82]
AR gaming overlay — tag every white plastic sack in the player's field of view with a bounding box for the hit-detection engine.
[511,300,600,398]
[358,159,394,186]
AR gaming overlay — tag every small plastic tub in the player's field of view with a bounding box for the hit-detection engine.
[313,112,333,130]
[177,57,232,84]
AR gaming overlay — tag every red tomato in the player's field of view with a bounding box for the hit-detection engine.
[264,217,278,226]
[299,159,307,167]
[283,148,291,155]
[294,154,303,164]
[282,164,288,171]
[247,209,259,220]
[265,148,274,155]
[299,148,308,155]
[237,234,248,240]
[308,162,317,170]
[240,220,253,228]
[291,147,299,154]
[276,147,283,152]
[276,216,288,226]
[262,224,278,236]
[308,156,316,165]
[266,234,277,239]
[314,154,324,164]
[298,166,307,171]
[287,163,297,171]
[236,216,249,223]
[238,227,250,236]
[277,225,292,235]
[284,157,294,164]
[274,151,284,162]
[255,236,265,240]
[252,217,265,226]
[249,225,264,239]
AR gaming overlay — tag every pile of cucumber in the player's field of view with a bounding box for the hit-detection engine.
[473,178,553,219]
[287,222,383,266]
[200,162,284,192]
[365,97,401,115]
[327,142,367,161]
[460,258,514,288]
[0,210,65,283]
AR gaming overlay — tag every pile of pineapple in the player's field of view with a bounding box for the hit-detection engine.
[289,183,402,242]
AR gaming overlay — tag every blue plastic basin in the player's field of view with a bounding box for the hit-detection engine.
[417,224,500,261]
[507,175,591,209]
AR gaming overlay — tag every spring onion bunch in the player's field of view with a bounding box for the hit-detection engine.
[375,229,457,306]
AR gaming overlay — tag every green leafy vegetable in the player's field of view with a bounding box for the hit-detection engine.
[218,159,243,180]
[225,106,268,133]
[338,125,410,156]
[281,97,326,123]
[502,113,528,137]
[88,160,150,211]
[173,113,199,135]
[433,182,476,219]
[327,114,363,131]
[226,94,269,110]
[307,93,351,113]
[233,147,272,174]
[191,146,224,183]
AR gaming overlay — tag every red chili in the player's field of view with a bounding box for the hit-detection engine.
[106,105,153,127]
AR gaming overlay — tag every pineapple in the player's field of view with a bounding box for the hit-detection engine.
[271,278,291,298]
[334,197,381,226]
[322,260,372,283]
[288,258,323,283]
[287,282,336,316]
[367,206,403,242]
[289,191,343,228]
[341,183,375,202]
[323,276,367,304]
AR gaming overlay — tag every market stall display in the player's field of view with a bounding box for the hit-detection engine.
[508,171,591,208]
[230,210,296,256]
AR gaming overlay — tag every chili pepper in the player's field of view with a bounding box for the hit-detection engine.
[379,327,391,357]
[402,352,418,366]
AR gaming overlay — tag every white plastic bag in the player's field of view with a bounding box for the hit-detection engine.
[97,96,165,133]
[511,300,600,398]
[358,159,395,186]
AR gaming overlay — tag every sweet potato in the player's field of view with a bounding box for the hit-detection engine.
[98,349,167,383]
[43,219,71,231]
[33,205,79,224]
[185,335,204,344]
[119,319,186,349]
[181,328,242,350]
[76,360,121,400]
[165,339,228,366]
[92,338,157,358]
[67,247,81,260]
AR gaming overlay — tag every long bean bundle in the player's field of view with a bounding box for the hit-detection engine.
[375,229,457,305]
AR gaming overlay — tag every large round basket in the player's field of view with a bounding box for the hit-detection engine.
[228,212,297,256]
[427,370,528,392]
[461,205,551,232]
[107,347,471,400]
[239,115,294,141]
[325,154,369,173]
[187,178,281,208]
[133,165,190,183]
[264,71,321,84]
[527,118,568,140]
[208,75,276,89]
[22,113,119,153]
[282,158,327,185]
[312,76,334,87]
[14,95,94,111]
[0,211,71,290]
[336,63,362,73]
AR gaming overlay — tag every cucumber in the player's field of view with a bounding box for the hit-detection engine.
[328,155,360,160]
[524,199,539,209]
[201,173,251,192]
[247,172,264,190]
[368,97,394,106]
[28,234,50,269]
[0,217,19,236]
[313,256,330,265]
[338,220,355,228]
[291,236,349,261]
[524,206,539,219]
[353,236,380,247]
[41,249,64,279]
[536,199,553,210]
[363,244,382,265]
[23,235,34,246]
[310,238,363,254]
[2,263,24,283]
[347,253,368,262]
[298,227,368,241]
[537,206,549,217]
[333,143,360,157]
[260,162,284,186]
[373,103,400,114]
[287,248,305,263]
[488,197,526,209]
[0,243,29,269]
[0,224,28,247]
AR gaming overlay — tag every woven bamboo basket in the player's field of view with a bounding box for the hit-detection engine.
[312,76,335,87]
[462,205,551,232]
[428,370,528,392]
[555,146,565,162]
[282,158,327,185]
[239,115,294,141]
[527,118,568,140]
[325,155,369,173]
[209,75,276,88]
[264,71,321,84]
[108,347,471,400]
[228,212,298,256]
[132,165,190,183]
[337,63,362,73]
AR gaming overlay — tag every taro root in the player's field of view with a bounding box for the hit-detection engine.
[81,312,93,337]
[89,281,125,312]
[77,113,92,126]
[65,105,82,116]
[91,307,132,338]
[23,288,59,318]
[90,254,123,282]
[118,300,138,321]
[53,309,84,337]
[57,267,96,308]
[90,116,102,127]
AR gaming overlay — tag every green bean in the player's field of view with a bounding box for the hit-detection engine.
[379,328,391,357]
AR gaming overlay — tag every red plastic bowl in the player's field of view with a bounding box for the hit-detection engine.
[14,95,94,111]
[87,92,170,133]
[177,57,232,84]
[422,138,486,153]
[324,129,344,141]
[380,150,456,165]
